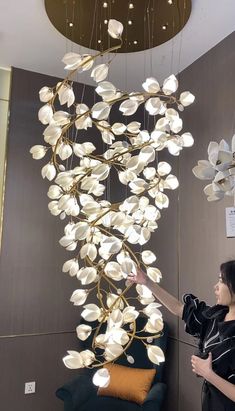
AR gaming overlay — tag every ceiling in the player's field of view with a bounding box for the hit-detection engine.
[0,0,235,90]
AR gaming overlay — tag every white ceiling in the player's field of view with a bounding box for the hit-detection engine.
[0,0,235,90]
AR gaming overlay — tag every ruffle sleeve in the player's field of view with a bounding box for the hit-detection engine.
[228,350,235,384]
[182,293,208,337]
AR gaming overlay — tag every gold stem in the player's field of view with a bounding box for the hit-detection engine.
[98,225,139,267]
[127,332,162,340]
[90,208,112,227]
[51,41,123,105]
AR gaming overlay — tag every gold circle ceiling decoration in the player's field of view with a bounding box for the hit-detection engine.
[45,0,191,53]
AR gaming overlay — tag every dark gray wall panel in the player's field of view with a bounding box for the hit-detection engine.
[0,68,98,335]
[179,341,202,411]
[178,31,235,345]
[163,337,179,410]
[162,31,235,410]
[0,332,79,411]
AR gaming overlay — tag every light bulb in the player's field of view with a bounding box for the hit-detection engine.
[93,368,110,387]
[127,355,135,364]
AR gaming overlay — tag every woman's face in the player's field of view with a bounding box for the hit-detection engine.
[214,273,235,306]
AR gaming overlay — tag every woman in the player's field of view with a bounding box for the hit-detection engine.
[128,260,235,410]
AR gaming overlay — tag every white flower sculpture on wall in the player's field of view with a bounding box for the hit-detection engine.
[193,137,235,201]
[30,20,195,386]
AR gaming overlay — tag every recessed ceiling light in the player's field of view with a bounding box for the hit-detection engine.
[104,19,108,24]
[68,22,73,27]
[168,0,173,4]
[162,24,167,30]
[98,40,102,44]
[103,2,108,7]
[129,3,134,8]
[133,40,138,44]
[128,20,132,25]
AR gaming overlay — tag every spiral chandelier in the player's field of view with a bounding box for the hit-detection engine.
[30,19,195,387]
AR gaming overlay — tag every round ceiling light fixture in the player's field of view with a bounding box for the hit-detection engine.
[45,0,191,53]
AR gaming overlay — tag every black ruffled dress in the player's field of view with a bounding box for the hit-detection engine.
[182,294,235,411]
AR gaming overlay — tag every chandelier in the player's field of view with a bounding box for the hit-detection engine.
[30,20,195,387]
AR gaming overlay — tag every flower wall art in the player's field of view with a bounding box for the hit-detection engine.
[193,137,235,202]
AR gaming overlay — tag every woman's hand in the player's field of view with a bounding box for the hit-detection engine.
[127,267,149,286]
[191,352,213,380]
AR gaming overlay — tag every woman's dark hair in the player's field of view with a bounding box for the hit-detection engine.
[220,260,235,295]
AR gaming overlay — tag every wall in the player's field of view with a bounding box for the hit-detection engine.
[0,68,97,411]
[0,66,139,411]
[157,30,235,411]
[1,30,235,411]
[0,68,11,248]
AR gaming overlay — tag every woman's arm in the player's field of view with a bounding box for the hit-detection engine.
[146,279,184,317]
[191,353,235,402]
[128,268,184,318]
[208,372,235,402]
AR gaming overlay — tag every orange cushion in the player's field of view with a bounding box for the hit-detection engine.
[98,363,156,405]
